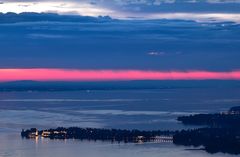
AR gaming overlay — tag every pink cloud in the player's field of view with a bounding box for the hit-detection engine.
[0,69,240,82]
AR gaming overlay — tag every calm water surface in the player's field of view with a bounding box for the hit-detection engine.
[0,88,239,157]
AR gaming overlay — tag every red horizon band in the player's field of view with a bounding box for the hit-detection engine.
[0,69,240,82]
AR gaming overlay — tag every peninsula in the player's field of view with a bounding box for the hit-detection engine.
[21,106,240,155]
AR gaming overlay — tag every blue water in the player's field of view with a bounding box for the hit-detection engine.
[0,88,239,157]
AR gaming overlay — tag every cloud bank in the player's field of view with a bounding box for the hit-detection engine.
[0,13,239,71]
[1,0,240,22]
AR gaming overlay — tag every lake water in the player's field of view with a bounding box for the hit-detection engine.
[0,88,239,157]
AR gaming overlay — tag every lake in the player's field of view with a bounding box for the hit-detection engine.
[0,88,239,157]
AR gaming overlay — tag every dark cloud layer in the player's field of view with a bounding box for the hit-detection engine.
[92,0,240,13]
[0,13,239,71]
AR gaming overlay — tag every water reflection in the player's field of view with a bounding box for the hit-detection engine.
[0,132,234,157]
[0,89,239,157]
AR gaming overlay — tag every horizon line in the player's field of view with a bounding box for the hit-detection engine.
[0,68,240,82]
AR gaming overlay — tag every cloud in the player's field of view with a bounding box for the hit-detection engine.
[206,0,240,3]
[0,0,240,22]
[27,33,70,39]
[147,13,240,23]
[0,12,112,24]
[147,51,166,56]
[147,51,183,57]
[89,0,240,6]
[0,13,239,71]
[0,1,114,17]
[0,69,240,82]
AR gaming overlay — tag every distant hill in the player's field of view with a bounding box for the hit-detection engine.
[229,106,240,113]
[0,80,240,91]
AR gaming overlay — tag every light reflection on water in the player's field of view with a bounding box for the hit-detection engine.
[0,133,233,157]
[0,89,239,157]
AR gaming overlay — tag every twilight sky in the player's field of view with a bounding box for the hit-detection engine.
[0,0,240,81]
[1,0,240,21]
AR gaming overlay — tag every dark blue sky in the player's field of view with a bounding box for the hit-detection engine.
[0,1,239,72]
[0,13,239,71]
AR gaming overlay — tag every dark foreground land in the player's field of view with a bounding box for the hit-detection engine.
[177,106,240,127]
[21,127,174,143]
[174,106,240,154]
[22,106,240,155]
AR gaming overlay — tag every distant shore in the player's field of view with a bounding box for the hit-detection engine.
[21,127,174,143]
[21,106,240,155]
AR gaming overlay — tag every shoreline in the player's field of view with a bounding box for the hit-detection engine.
[21,106,240,155]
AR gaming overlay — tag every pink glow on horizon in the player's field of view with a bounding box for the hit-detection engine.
[0,69,240,82]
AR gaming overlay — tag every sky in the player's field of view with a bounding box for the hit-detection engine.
[1,0,240,21]
[0,0,240,82]
[1,69,240,82]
